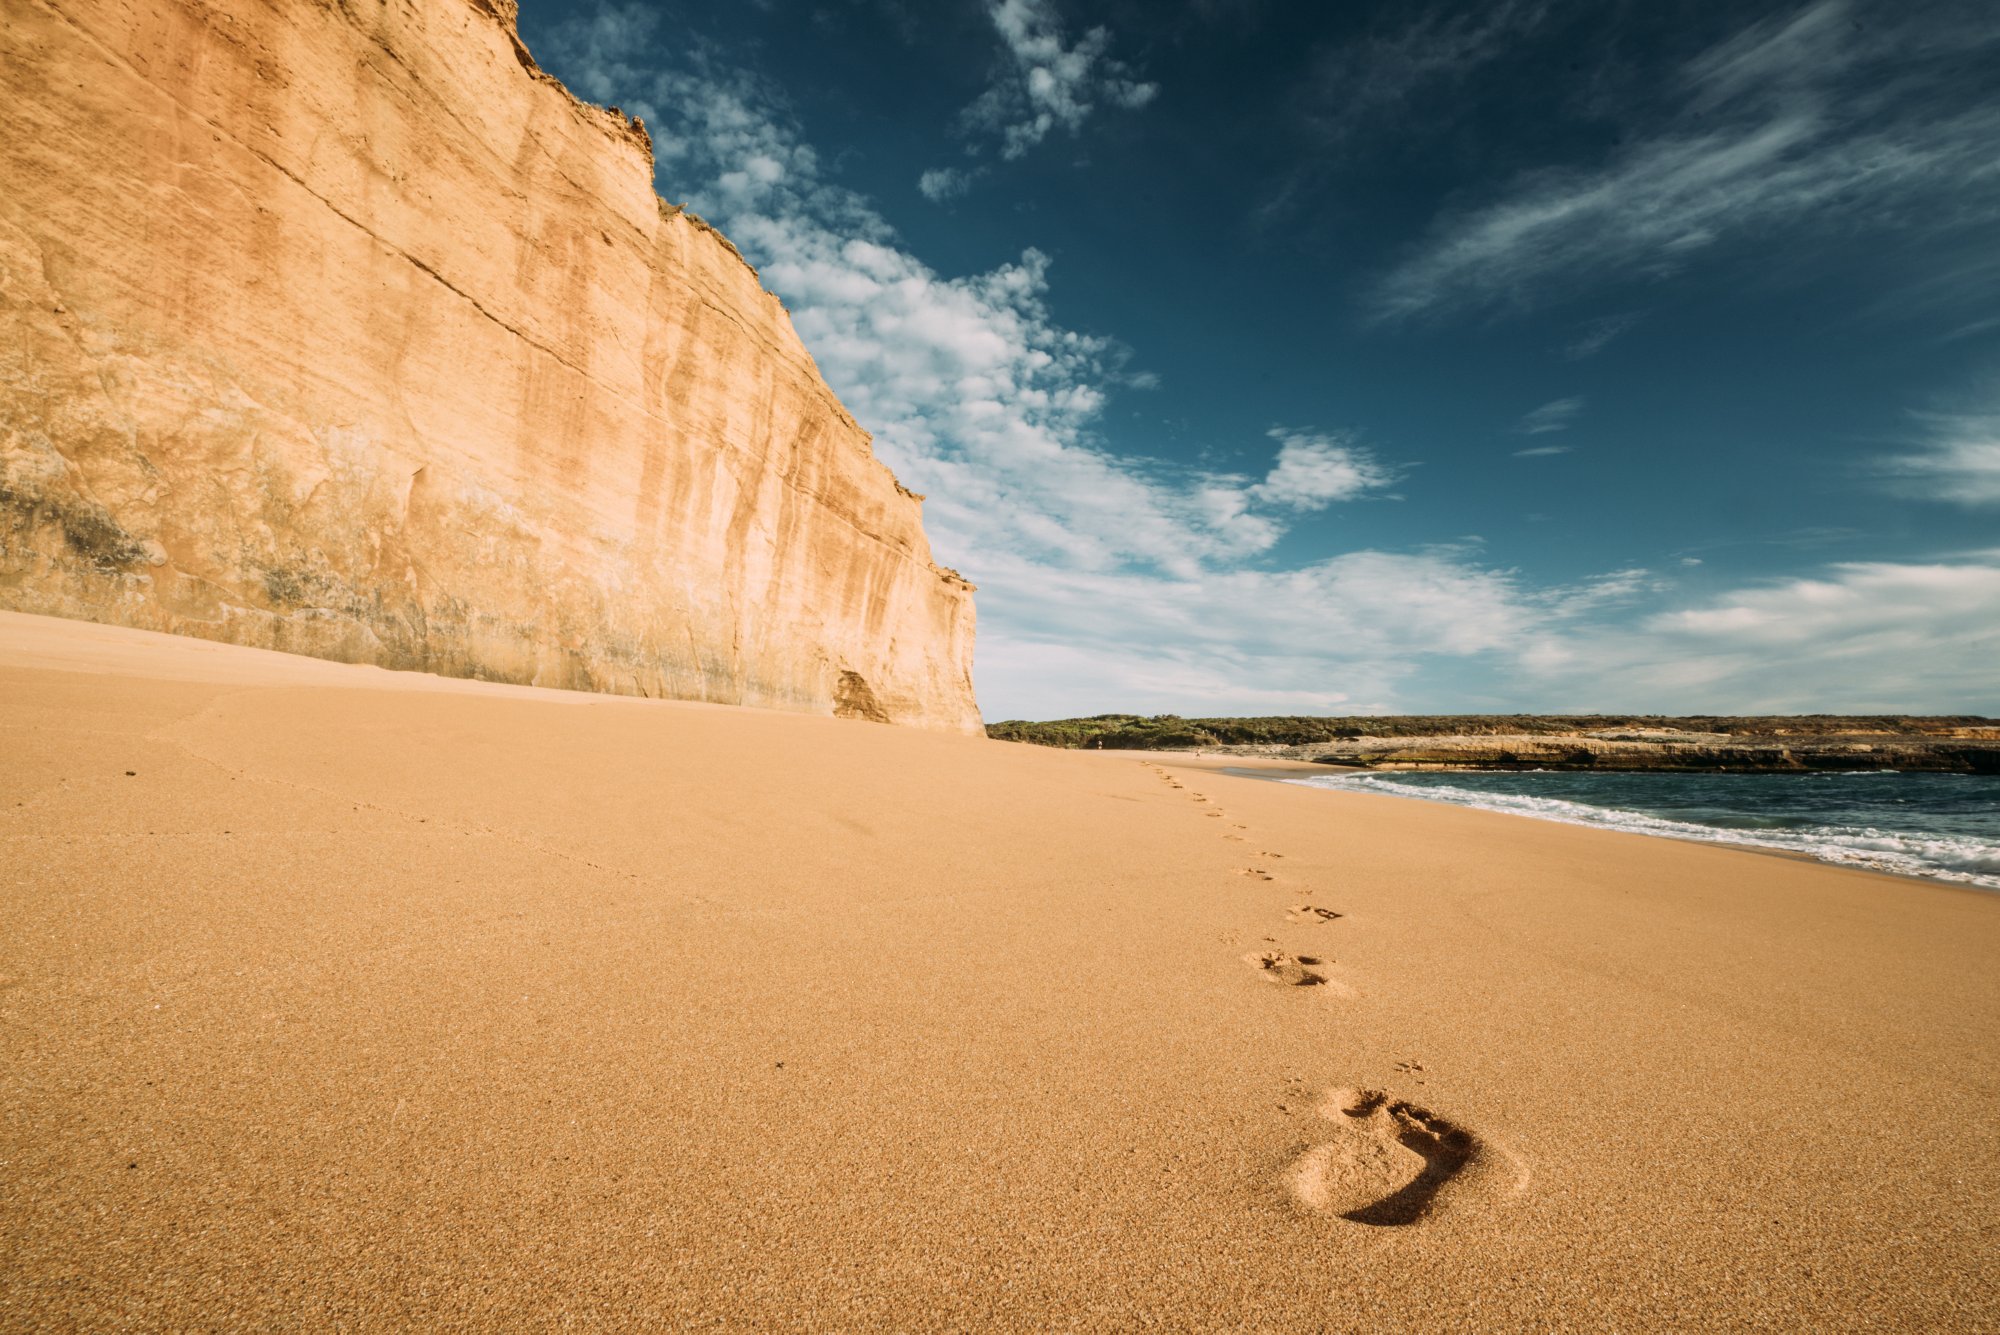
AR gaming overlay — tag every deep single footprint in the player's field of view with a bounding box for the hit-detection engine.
[1286,904,1342,924]
[1243,950,1326,986]
[1284,1088,1521,1226]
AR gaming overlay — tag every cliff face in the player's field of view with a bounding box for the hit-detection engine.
[0,0,982,731]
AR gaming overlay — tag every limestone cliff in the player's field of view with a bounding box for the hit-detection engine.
[0,0,982,731]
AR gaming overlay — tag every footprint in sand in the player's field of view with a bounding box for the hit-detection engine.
[1242,950,1326,986]
[1286,904,1342,924]
[1283,1088,1525,1226]
[1235,868,1276,881]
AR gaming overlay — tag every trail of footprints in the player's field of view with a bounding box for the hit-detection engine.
[1141,760,1524,1228]
[1142,762,1343,991]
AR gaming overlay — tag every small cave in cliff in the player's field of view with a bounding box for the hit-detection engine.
[834,670,891,724]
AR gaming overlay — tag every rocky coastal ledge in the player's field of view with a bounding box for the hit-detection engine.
[988,715,2000,773]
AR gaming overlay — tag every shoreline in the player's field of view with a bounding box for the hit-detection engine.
[6,614,1997,1329]
[1058,750,1992,893]
[1120,751,1992,895]
[1203,760,1999,894]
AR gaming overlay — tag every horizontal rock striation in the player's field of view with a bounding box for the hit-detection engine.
[0,0,980,731]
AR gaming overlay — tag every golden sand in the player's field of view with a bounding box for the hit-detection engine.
[3,611,1996,1330]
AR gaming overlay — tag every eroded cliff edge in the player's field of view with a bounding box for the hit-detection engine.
[0,0,982,731]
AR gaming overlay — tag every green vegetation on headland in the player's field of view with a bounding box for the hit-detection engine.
[984,714,2000,773]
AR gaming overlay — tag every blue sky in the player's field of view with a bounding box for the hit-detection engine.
[523,0,2000,720]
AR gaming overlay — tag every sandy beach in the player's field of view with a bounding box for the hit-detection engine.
[3,609,1996,1331]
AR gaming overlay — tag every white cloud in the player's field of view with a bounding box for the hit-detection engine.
[1248,429,1395,510]
[917,166,979,203]
[1893,438,2000,504]
[1883,399,2000,504]
[1527,556,2000,711]
[1553,567,1656,611]
[1512,444,1572,459]
[961,0,1158,161]
[1512,397,1582,435]
[989,552,2000,718]
[971,545,1539,717]
[1370,0,2000,321]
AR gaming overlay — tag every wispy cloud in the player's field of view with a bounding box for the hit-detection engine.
[959,0,1157,162]
[1512,444,1572,459]
[1881,394,2000,504]
[1512,397,1582,435]
[1370,0,2000,321]
[1252,1,1550,230]
[1563,311,1644,360]
[1524,555,2000,710]
[1298,0,1550,149]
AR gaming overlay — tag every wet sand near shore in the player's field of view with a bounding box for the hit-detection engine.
[3,611,1996,1331]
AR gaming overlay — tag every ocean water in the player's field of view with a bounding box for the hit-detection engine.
[1281,769,2000,890]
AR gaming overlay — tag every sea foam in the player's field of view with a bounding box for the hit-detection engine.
[1285,772,2000,890]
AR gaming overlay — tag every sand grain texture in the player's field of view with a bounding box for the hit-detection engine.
[2,612,1998,1332]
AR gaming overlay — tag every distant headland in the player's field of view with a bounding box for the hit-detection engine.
[988,714,2000,773]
